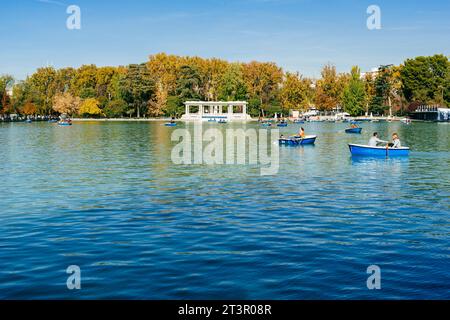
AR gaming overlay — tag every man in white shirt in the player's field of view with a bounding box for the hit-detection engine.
[368,132,388,146]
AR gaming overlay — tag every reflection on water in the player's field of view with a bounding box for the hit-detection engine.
[0,121,449,299]
[350,155,409,168]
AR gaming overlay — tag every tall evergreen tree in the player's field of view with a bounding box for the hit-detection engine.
[369,65,392,115]
[119,64,154,118]
[176,65,203,101]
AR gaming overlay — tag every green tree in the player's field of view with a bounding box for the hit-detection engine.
[218,63,247,101]
[119,64,154,118]
[445,67,450,105]
[0,75,14,114]
[165,95,183,117]
[176,65,203,101]
[369,65,392,115]
[79,87,97,99]
[103,99,127,118]
[247,97,261,117]
[400,54,449,106]
[342,66,366,116]
[11,81,31,114]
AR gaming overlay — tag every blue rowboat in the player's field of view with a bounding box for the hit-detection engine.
[293,120,305,124]
[25,119,32,123]
[164,123,177,127]
[279,135,317,146]
[277,122,288,127]
[349,144,409,157]
[261,122,272,127]
[48,119,58,123]
[345,127,362,134]
[58,121,72,126]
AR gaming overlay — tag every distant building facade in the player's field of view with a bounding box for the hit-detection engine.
[409,105,450,122]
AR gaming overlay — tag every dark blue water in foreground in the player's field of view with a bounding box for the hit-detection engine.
[0,121,449,299]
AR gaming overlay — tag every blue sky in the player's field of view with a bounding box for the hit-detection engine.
[1,0,449,80]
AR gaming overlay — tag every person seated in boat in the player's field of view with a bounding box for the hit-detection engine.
[368,132,387,146]
[350,123,358,128]
[388,133,401,148]
[170,117,176,124]
[298,127,306,139]
[280,134,285,139]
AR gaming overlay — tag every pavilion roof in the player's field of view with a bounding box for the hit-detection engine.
[184,101,247,106]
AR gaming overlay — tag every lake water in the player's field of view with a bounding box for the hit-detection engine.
[0,121,449,299]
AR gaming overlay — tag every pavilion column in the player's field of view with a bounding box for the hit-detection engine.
[228,105,233,120]
[185,104,190,115]
[219,106,223,114]
[242,104,247,115]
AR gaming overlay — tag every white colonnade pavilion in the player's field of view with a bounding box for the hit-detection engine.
[181,101,251,122]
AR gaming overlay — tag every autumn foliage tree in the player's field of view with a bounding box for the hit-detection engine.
[28,67,57,114]
[22,102,37,115]
[53,92,81,116]
[79,98,102,117]
[280,72,313,113]
[242,61,283,116]
[315,64,347,112]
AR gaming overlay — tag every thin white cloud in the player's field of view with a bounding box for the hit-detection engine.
[36,0,66,7]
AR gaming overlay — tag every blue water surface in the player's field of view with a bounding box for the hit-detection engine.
[0,121,449,299]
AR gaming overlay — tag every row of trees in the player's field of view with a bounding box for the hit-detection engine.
[1,53,449,118]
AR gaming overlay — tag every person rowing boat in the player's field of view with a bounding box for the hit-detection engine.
[368,132,388,146]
